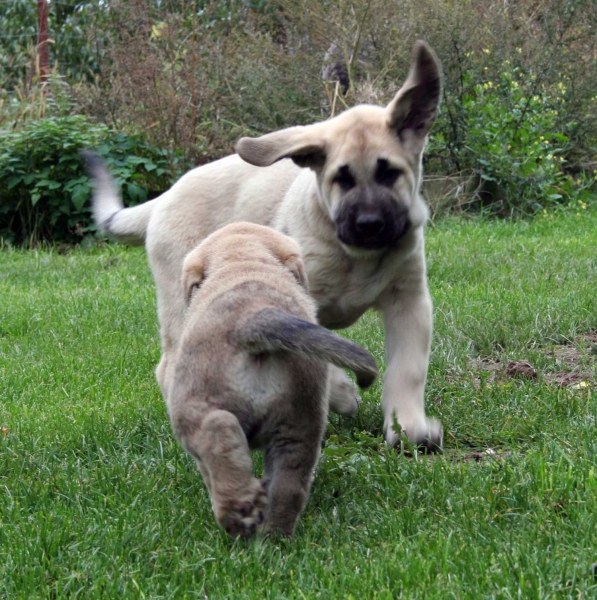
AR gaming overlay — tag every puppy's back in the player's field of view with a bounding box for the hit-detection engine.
[170,281,328,427]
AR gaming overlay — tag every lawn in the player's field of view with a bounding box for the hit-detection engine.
[1,209,596,599]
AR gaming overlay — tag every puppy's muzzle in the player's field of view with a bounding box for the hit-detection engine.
[355,212,386,238]
[334,186,410,250]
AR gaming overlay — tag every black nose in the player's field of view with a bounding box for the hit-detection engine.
[355,213,385,237]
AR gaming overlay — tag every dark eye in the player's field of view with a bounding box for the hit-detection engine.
[333,165,356,191]
[376,158,402,187]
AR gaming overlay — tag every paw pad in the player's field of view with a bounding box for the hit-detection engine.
[219,478,268,538]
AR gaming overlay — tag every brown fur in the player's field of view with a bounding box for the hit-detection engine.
[166,223,377,537]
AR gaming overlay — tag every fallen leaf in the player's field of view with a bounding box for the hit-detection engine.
[570,381,589,390]
[545,371,592,388]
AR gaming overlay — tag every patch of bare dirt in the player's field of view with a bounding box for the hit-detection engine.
[471,358,502,375]
[467,358,541,386]
[467,331,595,389]
[550,332,597,367]
[551,345,584,367]
[580,332,597,344]
[467,358,504,388]
[444,448,511,463]
[506,360,538,380]
[544,371,592,388]
[544,331,595,387]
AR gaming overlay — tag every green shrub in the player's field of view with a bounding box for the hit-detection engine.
[428,64,593,215]
[0,115,183,245]
[270,0,597,214]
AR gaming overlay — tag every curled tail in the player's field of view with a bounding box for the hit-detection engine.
[238,308,378,389]
[82,151,156,246]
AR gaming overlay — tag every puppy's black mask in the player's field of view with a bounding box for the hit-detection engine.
[334,184,411,250]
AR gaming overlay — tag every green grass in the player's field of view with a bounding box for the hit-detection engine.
[1,209,596,599]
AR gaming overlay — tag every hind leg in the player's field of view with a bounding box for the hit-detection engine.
[263,432,323,537]
[147,233,190,399]
[174,408,267,537]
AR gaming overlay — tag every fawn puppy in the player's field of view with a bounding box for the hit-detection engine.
[166,223,378,536]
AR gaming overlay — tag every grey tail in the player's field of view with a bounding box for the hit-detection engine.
[237,308,378,389]
[81,150,155,246]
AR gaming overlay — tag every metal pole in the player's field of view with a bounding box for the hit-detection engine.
[37,0,50,83]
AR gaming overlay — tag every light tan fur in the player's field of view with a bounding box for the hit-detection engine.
[87,41,444,450]
[167,223,377,536]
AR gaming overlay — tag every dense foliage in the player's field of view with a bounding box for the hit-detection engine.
[0,115,181,245]
[0,0,107,88]
[1,0,596,243]
[428,64,594,214]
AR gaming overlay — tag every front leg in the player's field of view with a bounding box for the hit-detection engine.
[377,280,442,452]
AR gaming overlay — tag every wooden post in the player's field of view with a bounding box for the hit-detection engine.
[37,0,50,83]
[189,0,198,157]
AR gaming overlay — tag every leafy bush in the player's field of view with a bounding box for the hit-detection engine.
[0,115,184,245]
[428,64,593,214]
[3,0,596,218]
[0,0,108,88]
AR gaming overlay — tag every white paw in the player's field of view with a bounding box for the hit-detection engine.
[328,369,360,417]
[384,417,443,453]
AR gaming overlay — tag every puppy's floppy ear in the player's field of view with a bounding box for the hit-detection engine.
[182,250,206,305]
[284,254,309,290]
[236,125,326,171]
[386,41,442,153]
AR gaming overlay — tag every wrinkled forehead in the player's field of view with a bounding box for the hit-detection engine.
[323,108,413,175]
[197,223,264,253]
[202,229,300,262]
